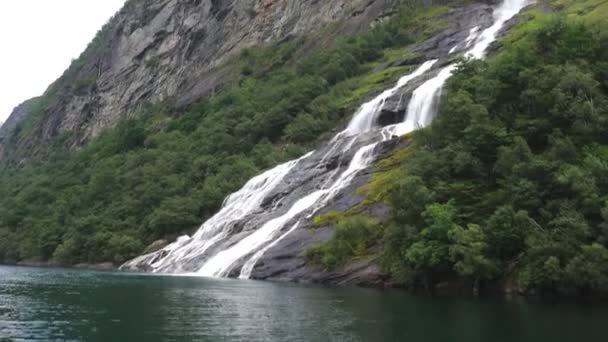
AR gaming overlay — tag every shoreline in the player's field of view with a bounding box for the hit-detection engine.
[2,261,607,302]
[1,260,117,272]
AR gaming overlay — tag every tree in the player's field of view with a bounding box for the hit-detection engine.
[519,255,563,293]
[483,206,530,261]
[391,176,434,228]
[404,202,459,284]
[565,243,608,293]
[448,223,498,294]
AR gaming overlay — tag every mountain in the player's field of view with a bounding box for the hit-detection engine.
[0,0,398,161]
[1,0,608,297]
[0,98,40,158]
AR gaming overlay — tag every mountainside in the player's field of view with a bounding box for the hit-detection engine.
[0,0,399,161]
[1,0,462,263]
[1,0,608,298]
[0,98,40,158]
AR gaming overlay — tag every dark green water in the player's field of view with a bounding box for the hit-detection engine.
[1,266,607,341]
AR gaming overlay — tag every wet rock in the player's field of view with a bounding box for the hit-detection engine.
[370,2,497,129]
[247,137,401,285]
[410,3,494,58]
[488,1,555,53]
[143,239,170,254]
[372,55,427,73]
[123,1,530,287]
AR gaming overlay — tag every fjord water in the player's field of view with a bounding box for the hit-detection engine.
[1,266,607,342]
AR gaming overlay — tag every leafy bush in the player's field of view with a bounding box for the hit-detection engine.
[307,217,380,269]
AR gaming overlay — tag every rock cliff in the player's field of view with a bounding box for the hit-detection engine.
[120,0,502,285]
[0,97,40,159]
[0,0,538,289]
[250,2,500,285]
[0,0,398,160]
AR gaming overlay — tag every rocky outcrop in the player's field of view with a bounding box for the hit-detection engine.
[347,2,496,129]
[0,98,40,139]
[248,138,399,285]
[1,0,399,160]
[0,97,40,158]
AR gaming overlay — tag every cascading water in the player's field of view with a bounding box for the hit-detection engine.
[198,143,380,277]
[381,0,529,138]
[342,59,438,136]
[121,0,529,279]
[121,60,437,276]
[125,152,313,273]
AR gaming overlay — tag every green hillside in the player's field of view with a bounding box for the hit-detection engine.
[310,3,608,296]
[0,2,460,265]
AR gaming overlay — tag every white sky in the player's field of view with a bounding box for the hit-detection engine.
[0,0,127,124]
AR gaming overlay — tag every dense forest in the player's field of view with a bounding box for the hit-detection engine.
[0,3,439,265]
[309,14,608,296]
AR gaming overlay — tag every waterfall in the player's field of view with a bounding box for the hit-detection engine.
[121,0,529,278]
[199,143,380,277]
[126,152,313,273]
[382,0,530,138]
[342,59,438,136]
[121,60,436,275]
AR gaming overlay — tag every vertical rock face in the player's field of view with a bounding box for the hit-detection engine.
[2,0,398,158]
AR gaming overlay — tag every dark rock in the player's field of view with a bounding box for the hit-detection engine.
[410,3,494,58]
[370,3,499,129]
[143,239,170,254]
[372,55,427,73]
[0,97,40,158]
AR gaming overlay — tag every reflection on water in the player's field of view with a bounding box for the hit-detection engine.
[1,266,607,341]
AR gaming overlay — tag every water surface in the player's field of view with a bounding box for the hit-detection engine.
[1,266,606,341]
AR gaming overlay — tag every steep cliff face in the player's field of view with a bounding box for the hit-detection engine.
[1,0,398,159]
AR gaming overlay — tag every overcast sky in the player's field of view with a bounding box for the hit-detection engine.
[0,0,127,124]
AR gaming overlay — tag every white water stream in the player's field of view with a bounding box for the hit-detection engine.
[121,0,530,278]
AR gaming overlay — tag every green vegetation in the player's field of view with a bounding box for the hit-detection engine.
[307,11,608,297]
[380,17,608,295]
[307,217,381,269]
[549,0,608,24]
[7,0,146,146]
[0,2,463,265]
[6,0,606,299]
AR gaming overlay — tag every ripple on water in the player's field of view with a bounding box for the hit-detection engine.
[1,266,608,342]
